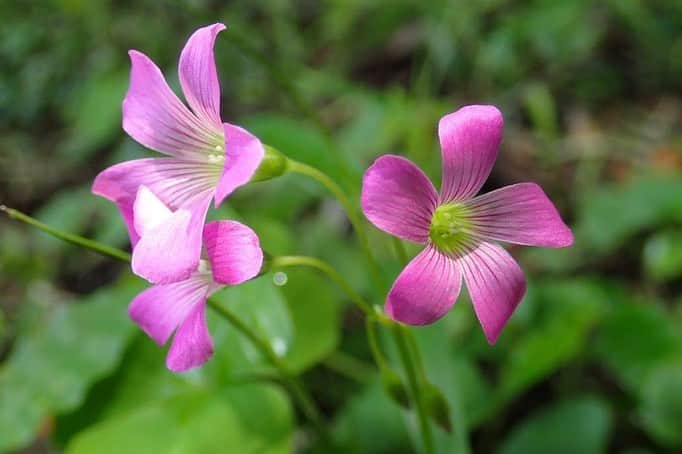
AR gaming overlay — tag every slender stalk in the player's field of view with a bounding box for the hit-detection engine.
[393,326,435,454]
[366,317,392,372]
[1,205,131,263]
[2,206,327,436]
[285,160,385,294]
[271,255,374,315]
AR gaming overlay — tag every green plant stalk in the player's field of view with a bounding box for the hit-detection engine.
[1,205,327,436]
[393,325,435,454]
[285,160,385,294]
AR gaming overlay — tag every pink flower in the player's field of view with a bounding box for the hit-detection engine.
[361,105,573,343]
[128,186,263,372]
[92,23,264,284]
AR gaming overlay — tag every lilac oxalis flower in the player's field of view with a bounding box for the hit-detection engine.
[128,186,263,372]
[361,105,573,343]
[93,23,264,285]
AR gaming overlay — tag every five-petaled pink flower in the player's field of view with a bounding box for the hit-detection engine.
[128,186,263,372]
[361,105,573,343]
[93,23,264,285]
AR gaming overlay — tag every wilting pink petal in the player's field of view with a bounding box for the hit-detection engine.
[386,246,462,325]
[166,302,214,372]
[179,23,226,129]
[203,221,263,285]
[133,185,173,238]
[123,50,222,160]
[458,242,526,344]
[361,155,438,243]
[132,193,212,284]
[439,105,503,202]
[214,123,265,206]
[92,158,218,212]
[128,273,211,345]
[465,183,574,247]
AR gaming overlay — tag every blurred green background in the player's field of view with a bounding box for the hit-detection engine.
[2,1,682,453]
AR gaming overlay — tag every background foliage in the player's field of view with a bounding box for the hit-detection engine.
[2,0,682,453]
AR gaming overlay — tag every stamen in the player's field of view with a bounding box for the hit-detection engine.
[429,203,477,256]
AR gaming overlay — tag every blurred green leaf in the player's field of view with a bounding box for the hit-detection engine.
[67,384,292,454]
[643,229,682,282]
[0,275,145,452]
[594,302,682,393]
[498,396,612,454]
[639,361,682,447]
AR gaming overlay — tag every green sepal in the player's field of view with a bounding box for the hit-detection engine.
[250,145,289,182]
[424,382,453,433]
[382,368,411,410]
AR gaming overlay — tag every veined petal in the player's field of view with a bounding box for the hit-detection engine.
[386,246,462,325]
[465,183,574,247]
[132,193,212,284]
[361,155,438,243]
[439,105,503,202]
[214,123,265,206]
[203,221,263,285]
[179,23,226,129]
[458,242,526,344]
[114,199,140,246]
[166,301,213,372]
[128,273,211,345]
[123,50,222,159]
[92,157,219,212]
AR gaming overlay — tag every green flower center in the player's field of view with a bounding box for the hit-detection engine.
[429,203,476,256]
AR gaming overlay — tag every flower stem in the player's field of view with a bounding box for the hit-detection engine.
[2,205,327,437]
[393,325,436,454]
[0,205,132,263]
[286,160,386,294]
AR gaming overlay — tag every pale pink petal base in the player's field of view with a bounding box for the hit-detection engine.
[166,302,214,372]
[131,193,212,284]
[458,242,526,344]
[465,183,574,247]
[128,274,211,345]
[439,105,503,202]
[203,221,263,285]
[361,155,438,243]
[386,246,462,325]
[214,123,265,206]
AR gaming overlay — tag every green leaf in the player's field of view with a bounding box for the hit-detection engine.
[0,275,145,452]
[639,361,682,447]
[643,229,682,282]
[499,396,612,454]
[277,268,340,373]
[67,384,293,454]
[594,302,682,393]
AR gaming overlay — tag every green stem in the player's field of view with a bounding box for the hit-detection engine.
[286,160,385,293]
[1,205,131,263]
[2,206,326,436]
[270,255,374,316]
[366,317,392,372]
[393,326,435,454]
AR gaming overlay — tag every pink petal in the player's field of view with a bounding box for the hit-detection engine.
[386,246,462,325]
[439,105,504,202]
[128,273,211,345]
[132,193,212,284]
[465,183,574,247]
[166,301,214,372]
[178,23,226,129]
[214,123,265,206]
[133,185,173,238]
[92,158,218,212]
[458,242,526,344]
[123,50,222,159]
[203,221,263,285]
[361,155,438,243]
[114,199,140,246]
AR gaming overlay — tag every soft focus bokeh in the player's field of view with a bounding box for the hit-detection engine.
[2,1,682,453]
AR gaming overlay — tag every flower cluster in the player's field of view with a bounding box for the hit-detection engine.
[94,24,573,371]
